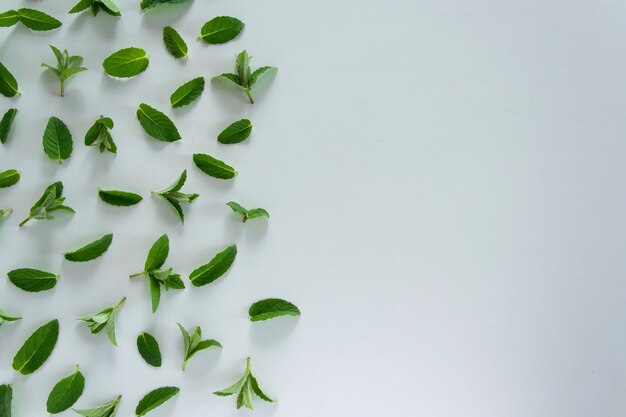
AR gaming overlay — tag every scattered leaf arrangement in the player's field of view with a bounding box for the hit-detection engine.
[0,1,299,416]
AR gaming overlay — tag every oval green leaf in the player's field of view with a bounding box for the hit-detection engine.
[170,77,204,108]
[135,386,179,416]
[0,169,19,188]
[17,8,62,31]
[137,332,162,367]
[193,153,237,179]
[0,63,19,97]
[64,234,113,262]
[145,234,169,272]
[249,298,301,322]
[12,319,59,375]
[136,104,181,142]
[199,16,244,44]
[190,245,237,287]
[43,116,73,164]
[103,48,149,78]
[163,26,188,58]
[0,385,12,417]
[0,108,17,144]
[0,10,19,27]
[99,189,143,206]
[46,366,85,414]
[8,268,59,293]
[217,119,252,144]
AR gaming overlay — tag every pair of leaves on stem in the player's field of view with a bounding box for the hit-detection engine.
[7,268,59,292]
[103,48,149,78]
[43,117,73,164]
[74,395,121,417]
[85,116,117,153]
[41,45,88,97]
[0,169,19,188]
[0,309,21,327]
[136,387,179,416]
[0,8,62,31]
[137,104,181,142]
[20,181,74,227]
[47,365,85,414]
[214,357,274,409]
[79,297,125,346]
[178,324,221,370]
[99,188,143,206]
[131,234,184,313]
[153,170,197,223]
[64,233,113,262]
[0,108,18,143]
[69,0,121,16]
[226,202,268,223]
[199,16,244,44]
[0,63,20,97]
[213,50,277,103]
[13,319,59,375]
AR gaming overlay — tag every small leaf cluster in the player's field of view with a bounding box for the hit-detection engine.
[41,45,88,97]
[152,170,198,223]
[85,116,117,153]
[20,182,74,227]
[178,324,222,370]
[213,50,277,103]
[78,297,126,346]
[214,357,274,410]
[69,0,121,16]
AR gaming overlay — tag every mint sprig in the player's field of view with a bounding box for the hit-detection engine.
[78,297,125,346]
[85,116,117,154]
[73,395,122,417]
[41,45,88,97]
[226,202,269,223]
[152,170,198,224]
[212,50,277,103]
[177,323,222,370]
[20,181,74,227]
[214,357,274,409]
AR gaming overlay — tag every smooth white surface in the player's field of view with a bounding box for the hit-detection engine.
[1,1,626,416]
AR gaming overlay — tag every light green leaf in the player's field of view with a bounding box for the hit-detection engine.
[170,77,204,108]
[213,51,276,103]
[103,48,149,78]
[73,395,121,417]
[98,189,142,206]
[163,26,187,58]
[46,366,85,414]
[0,385,12,417]
[137,332,161,367]
[0,10,19,27]
[68,0,93,14]
[0,310,21,327]
[249,298,301,322]
[17,8,62,31]
[42,45,87,97]
[21,181,74,227]
[140,0,192,11]
[64,234,113,262]
[145,234,169,271]
[178,324,221,370]
[7,268,59,293]
[199,16,244,44]
[246,208,270,221]
[0,169,19,188]
[135,387,179,416]
[12,319,59,375]
[212,73,242,89]
[225,202,247,216]
[99,0,121,16]
[193,153,237,179]
[42,116,73,164]
[0,63,19,97]
[213,357,274,409]
[79,298,125,346]
[217,119,252,144]
[148,275,161,313]
[189,244,237,287]
[136,103,181,142]
[0,108,17,144]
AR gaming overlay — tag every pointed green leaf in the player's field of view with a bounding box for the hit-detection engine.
[249,298,301,322]
[64,234,113,262]
[98,189,142,206]
[72,395,121,417]
[226,202,247,216]
[140,0,192,11]
[0,310,21,327]
[0,63,19,97]
[250,66,278,88]
[12,319,59,375]
[170,77,204,108]
[103,48,149,78]
[193,153,237,179]
[217,119,252,144]
[163,26,187,58]
[43,116,73,164]
[0,385,12,417]
[0,11,19,27]
[145,234,169,271]
[212,73,242,89]
[189,245,237,287]
[0,169,19,188]
[0,108,17,144]
[136,103,181,142]
[68,0,93,14]
[46,366,85,414]
[199,16,244,44]
[246,208,269,221]
[135,387,179,416]
[137,332,161,367]
[8,268,59,293]
[99,0,121,16]
[17,8,62,31]
[148,275,161,313]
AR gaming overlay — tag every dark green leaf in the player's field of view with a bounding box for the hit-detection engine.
[0,169,19,188]
[8,268,59,292]
[199,16,244,44]
[249,298,301,322]
[136,104,181,142]
[135,387,179,416]
[217,119,252,144]
[0,108,17,144]
[17,8,62,31]
[137,332,161,367]
[64,234,113,262]
[46,366,85,414]
[193,153,237,179]
[84,117,116,153]
[170,77,204,108]
[140,0,192,11]
[163,26,187,58]
[12,319,59,375]
[0,11,19,27]
[98,189,142,206]
[189,245,237,287]
[145,234,169,271]
[148,275,161,313]
[103,48,149,78]
[73,395,121,417]
[0,63,19,97]
[42,116,73,164]
[0,385,12,417]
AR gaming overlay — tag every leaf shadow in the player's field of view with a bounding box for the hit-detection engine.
[67,11,121,40]
[182,347,222,379]
[248,317,299,347]
[210,81,251,113]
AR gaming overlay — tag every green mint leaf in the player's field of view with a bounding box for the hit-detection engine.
[213,51,276,103]
[12,319,59,375]
[46,365,85,414]
[0,208,12,219]
[135,387,179,416]
[148,275,161,313]
[192,153,237,179]
[103,48,149,78]
[20,181,74,227]
[246,208,269,221]
[226,202,269,222]
[0,169,19,188]
[68,0,93,14]
[136,103,181,142]
[99,0,121,16]
[144,234,169,272]
[137,332,161,367]
[163,26,188,58]
[226,201,247,216]
[0,108,17,144]
[177,324,221,370]
[98,189,142,206]
[214,358,274,409]
[73,395,121,417]
[17,8,62,31]
[64,233,113,262]
[217,119,252,144]
[7,268,59,293]
[79,297,125,346]
[0,63,20,97]
[211,73,242,89]
[41,45,87,97]
[43,116,73,164]
[85,116,117,154]
[152,170,198,223]
[140,0,192,11]
[163,274,184,289]
[0,11,19,27]
[189,244,236,287]
[250,66,278,88]
[249,298,301,322]
[0,309,21,327]
[0,385,12,417]
[199,16,244,44]
[170,77,204,108]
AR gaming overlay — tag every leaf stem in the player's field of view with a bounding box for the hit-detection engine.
[18,217,31,227]
[246,356,251,370]
[245,89,254,104]
[115,297,127,308]
[60,81,64,97]
[129,272,145,278]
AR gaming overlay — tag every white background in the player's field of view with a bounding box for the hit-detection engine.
[1,0,626,416]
